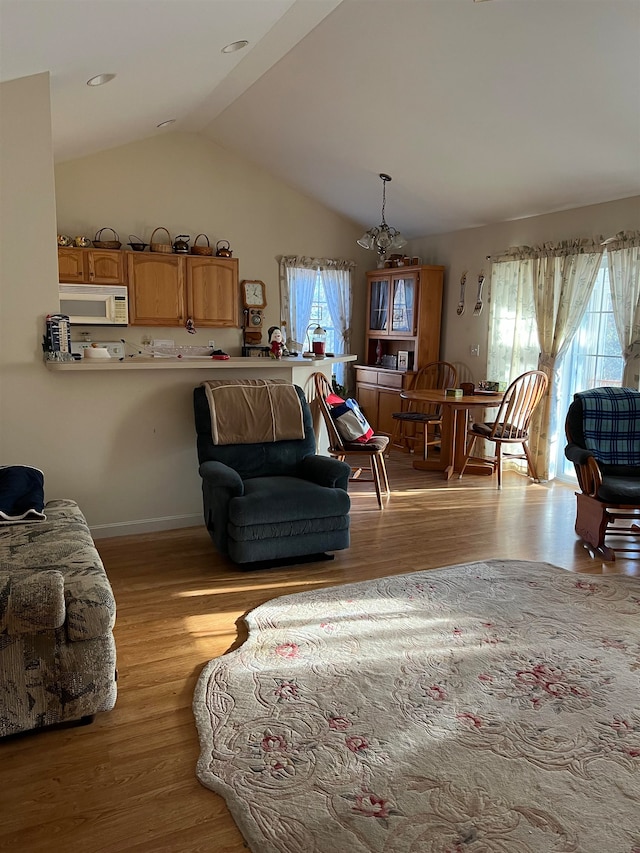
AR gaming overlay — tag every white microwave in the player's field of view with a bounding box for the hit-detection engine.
[59,283,128,326]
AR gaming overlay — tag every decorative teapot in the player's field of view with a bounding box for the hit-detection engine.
[215,240,233,258]
[173,234,190,254]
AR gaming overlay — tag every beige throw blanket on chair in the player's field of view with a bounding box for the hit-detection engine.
[201,379,305,445]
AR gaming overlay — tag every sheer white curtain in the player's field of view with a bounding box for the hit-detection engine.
[529,240,604,479]
[319,261,354,385]
[607,231,640,389]
[487,240,603,481]
[278,256,317,351]
[486,251,538,386]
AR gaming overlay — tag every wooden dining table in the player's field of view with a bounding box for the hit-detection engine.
[399,388,504,479]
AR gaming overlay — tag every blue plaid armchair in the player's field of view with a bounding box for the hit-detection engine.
[564,387,640,560]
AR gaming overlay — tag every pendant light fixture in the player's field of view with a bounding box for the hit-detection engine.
[357,173,407,258]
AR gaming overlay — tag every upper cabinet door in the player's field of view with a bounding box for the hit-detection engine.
[58,248,126,284]
[127,254,185,326]
[368,276,391,334]
[88,250,125,284]
[186,257,239,328]
[390,273,417,336]
[58,248,86,282]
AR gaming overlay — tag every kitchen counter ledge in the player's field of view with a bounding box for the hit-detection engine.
[45,355,356,371]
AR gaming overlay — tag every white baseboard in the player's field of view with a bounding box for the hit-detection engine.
[90,513,202,540]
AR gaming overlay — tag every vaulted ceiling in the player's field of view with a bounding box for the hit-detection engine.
[2,0,638,237]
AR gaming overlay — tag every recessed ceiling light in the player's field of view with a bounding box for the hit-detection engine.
[86,73,116,87]
[156,119,176,128]
[222,40,249,54]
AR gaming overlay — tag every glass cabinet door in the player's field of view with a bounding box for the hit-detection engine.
[369,277,390,332]
[390,275,416,335]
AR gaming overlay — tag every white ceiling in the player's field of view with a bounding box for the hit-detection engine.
[1,0,639,237]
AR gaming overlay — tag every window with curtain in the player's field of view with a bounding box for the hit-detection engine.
[486,240,615,481]
[279,256,354,387]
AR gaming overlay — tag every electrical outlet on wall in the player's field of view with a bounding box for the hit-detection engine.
[208,340,215,348]
[470,344,480,357]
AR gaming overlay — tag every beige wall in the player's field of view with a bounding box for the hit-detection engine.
[0,74,61,470]
[408,195,640,385]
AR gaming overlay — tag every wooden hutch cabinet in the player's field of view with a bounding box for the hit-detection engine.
[127,253,239,328]
[355,264,444,436]
[58,247,126,285]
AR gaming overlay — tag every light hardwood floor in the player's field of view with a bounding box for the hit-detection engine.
[1,455,638,853]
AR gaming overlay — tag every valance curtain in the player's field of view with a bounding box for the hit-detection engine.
[606,232,640,389]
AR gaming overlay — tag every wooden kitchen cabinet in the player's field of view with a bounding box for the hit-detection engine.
[127,253,185,326]
[356,264,444,435]
[127,253,239,328]
[58,247,126,285]
[186,256,239,328]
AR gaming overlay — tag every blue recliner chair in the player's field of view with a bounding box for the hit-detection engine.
[193,381,351,567]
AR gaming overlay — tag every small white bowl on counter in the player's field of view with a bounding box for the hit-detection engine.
[83,347,110,359]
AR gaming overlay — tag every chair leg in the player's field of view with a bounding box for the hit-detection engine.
[496,442,503,489]
[377,451,390,495]
[458,434,478,480]
[522,441,539,482]
[370,455,383,508]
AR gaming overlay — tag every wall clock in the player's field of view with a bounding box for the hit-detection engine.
[241,279,267,309]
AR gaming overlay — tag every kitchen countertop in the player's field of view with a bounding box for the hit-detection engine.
[45,354,357,371]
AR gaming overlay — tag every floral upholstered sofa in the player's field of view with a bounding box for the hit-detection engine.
[0,499,117,737]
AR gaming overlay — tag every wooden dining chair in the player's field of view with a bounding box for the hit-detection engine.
[389,361,458,456]
[313,372,390,509]
[458,370,548,489]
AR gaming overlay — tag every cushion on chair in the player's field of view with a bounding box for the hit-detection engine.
[342,435,389,453]
[229,476,350,528]
[227,477,351,563]
[576,387,640,465]
[392,411,440,423]
[566,393,640,479]
[471,422,528,439]
[596,475,640,504]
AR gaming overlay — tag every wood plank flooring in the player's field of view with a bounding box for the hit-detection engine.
[1,454,638,852]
